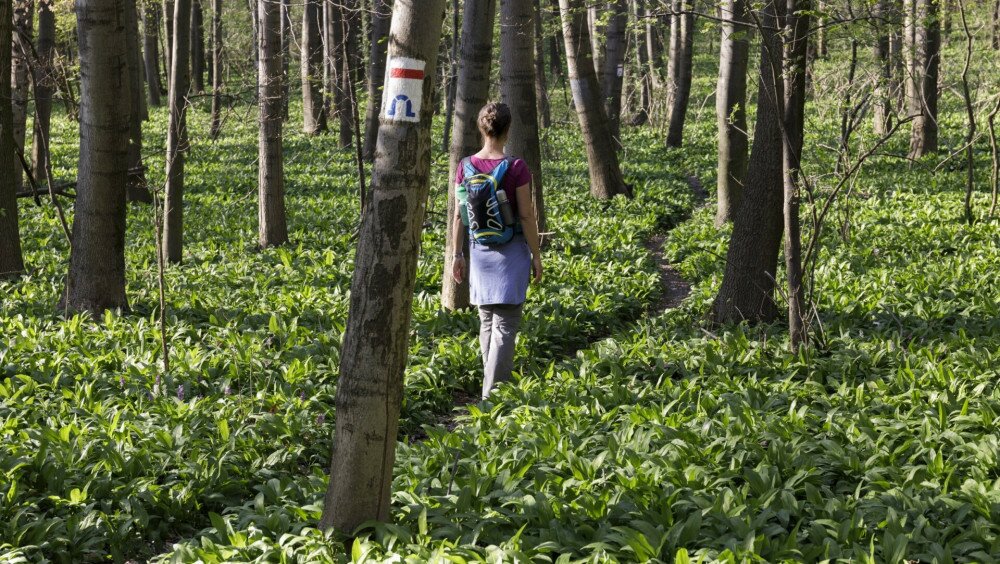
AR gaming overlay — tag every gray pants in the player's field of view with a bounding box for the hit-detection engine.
[478,303,523,399]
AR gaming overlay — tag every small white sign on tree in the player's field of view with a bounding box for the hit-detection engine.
[383,57,426,123]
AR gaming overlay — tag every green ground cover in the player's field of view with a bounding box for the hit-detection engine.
[4,17,1000,564]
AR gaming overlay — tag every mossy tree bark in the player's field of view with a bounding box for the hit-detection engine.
[0,0,25,279]
[442,0,496,311]
[64,0,132,312]
[258,0,288,247]
[559,0,630,200]
[715,0,750,226]
[320,0,446,534]
[501,0,546,234]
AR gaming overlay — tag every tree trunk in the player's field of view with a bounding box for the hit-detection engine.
[715,0,750,227]
[501,0,546,234]
[320,0,446,534]
[559,0,630,199]
[163,0,174,88]
[645,0,663,87]
[0,0,24,278]
[993,0,999,50]
[31,0,55,183]
[442,0,496,311]
[259,0,288,247]
[209,0,223,138]
[163,0,192,263]
[873,0,892,135]
[329,0,355,148]
[711,0,785,324]
[442,0,459,151]
[191,0,205,92]
[784,0,810,350]
[629,0,650,126]
[601,0,627,146]
[908,0,939,159]
[815,0,826,57]
[665,0,692,147]
[533,0,551,128]
[280,0,291,120]
[547,0,563,81]
[903,0,917,115]
[11,0,32,195]
[143,1,163,106]
[587,6,603,86]
[125,0,151,203]
[362,0,391,161]
[302,0,327,134]
[64,0,131,312]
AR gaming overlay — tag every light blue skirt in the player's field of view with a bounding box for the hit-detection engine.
[469,234,531,306]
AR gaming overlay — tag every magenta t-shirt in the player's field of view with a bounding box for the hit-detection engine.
[455,156,531,213]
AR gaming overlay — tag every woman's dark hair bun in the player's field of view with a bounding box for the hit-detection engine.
[477,102,512,139]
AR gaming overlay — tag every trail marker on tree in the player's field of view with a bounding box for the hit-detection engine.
[384,57,426,122]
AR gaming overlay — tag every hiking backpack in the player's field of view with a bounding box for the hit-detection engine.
[458,157,518,246]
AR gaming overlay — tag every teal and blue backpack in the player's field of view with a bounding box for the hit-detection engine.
[457,157,518,246]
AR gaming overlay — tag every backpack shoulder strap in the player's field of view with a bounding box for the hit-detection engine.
[490,157,513,183]
[461,157,478,180]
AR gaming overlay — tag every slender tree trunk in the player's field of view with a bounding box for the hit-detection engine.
[143,2,162,106]
[320,0,446,534]
[329,1,355,148]
[64,0,131,312]
[191,0,205,92]
[559,0,631,199]
[501,0,546,233]
[993,0,999,50]
[665,0,678,110]
[442,0,496,311]
[629,0,650,126]
[0,0,24,278]
[715,0,750,227]
[815,0,826,57]
[873,0,893,135]
[11,0,32,194]
[711,0,785,324]
[442,0,459,151]
[302,0,327,134]
[903,0,917,115]
[533,0,551,128]
[784,0,810,350]
[601,0,627,146]
[587,5,604,86]
[645,0,663,87]
[280,0,291,119]
[125,0,151,202]
[547,0,563,81]
[163,0,192,263]
[259,0,288,247]
[31,0,54,183]
[908,0,938,159]
[362,0,391,161]
[665,0,693,147]
[163,0,174,87]
[209,0,223,138]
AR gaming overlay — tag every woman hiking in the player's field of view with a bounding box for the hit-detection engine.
[451,102,543,399]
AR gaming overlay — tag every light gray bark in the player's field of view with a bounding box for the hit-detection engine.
[319,0,446,534]
[715,0,750,226]
[163,0,191,263]
[665,0,693,147]
[209,0,222,138]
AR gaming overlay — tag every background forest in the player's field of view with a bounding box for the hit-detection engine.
[2,0,1000,562]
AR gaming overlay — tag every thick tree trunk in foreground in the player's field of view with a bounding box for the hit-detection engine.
[784,0,810,350]
[209,0,223,138]
[31,0,55,183]
[163,0,192,263]
[320,0,446,534]
[125,0,151,202]
[908,0,939,159]
[64,0,131,312]
[301,0,327,134]
[711,1,785,324]
[442,0,496,311]
[362,0,391,161]
[715,0,750,226]
[143,1,163,106]
[559,0,630,199]
[501,0,546,234]
[533,0,551,128]
[258,0,288,247]
[601,0,627,146]
[0,0,25,278]
[11,0,32,194]
[666,0,693,147]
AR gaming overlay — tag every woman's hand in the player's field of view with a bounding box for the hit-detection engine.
[531,255,543,284]
[452,255,466,283]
